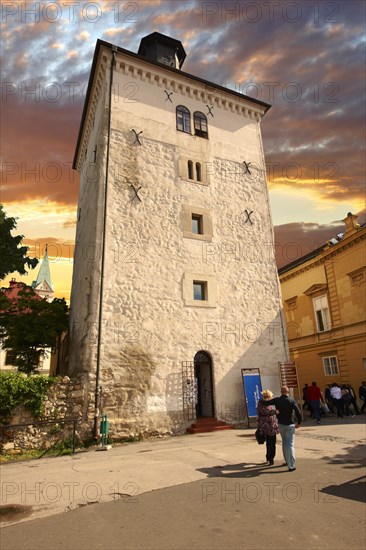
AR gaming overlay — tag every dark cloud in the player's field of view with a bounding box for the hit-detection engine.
[274,207,366,268]
[1,0,364,210]
[1,95,81,204]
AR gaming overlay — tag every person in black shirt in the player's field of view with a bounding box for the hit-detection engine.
[347,385,360,414]
[260,386,302,471]
[359,382,366,413]
[302,384,309,411]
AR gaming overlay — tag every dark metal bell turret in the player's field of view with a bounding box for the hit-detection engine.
[137,31,186,69]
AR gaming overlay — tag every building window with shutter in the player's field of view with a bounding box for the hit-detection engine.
[193,111,208,138]
[323,356,339,376]
[176,105,191,133]
[313,295,331,332]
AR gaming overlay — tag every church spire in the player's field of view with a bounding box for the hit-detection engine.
[31,245,54,300]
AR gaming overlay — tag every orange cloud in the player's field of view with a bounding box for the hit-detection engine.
[67,50,79,59]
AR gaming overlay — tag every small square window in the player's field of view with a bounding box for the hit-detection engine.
[183,273,216,308]
[192,215,203,235]
[193,281,206,301]
[182,204,212,242]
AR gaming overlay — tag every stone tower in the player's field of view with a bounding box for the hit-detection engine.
[69,33,288,437]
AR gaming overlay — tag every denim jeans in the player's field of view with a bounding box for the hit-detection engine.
[310,400,321,421]
[278,424,296,469]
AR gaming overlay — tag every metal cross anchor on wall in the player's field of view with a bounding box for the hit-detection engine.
[243,161,252,175]
[206,104,214,117]
[130,184,142,202]
[131,129,143,146]
[243,209,254,225]
[164,90,173,103]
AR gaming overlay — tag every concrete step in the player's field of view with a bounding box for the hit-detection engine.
[187,417,235,434]
[187,425,234,434]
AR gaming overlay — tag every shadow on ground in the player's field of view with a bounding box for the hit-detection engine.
[321,475,366,503]
[197,462,291,478]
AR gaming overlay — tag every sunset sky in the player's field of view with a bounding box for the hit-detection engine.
[1,0,365,300]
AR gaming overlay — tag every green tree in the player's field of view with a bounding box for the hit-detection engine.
[0,287,68,376]
[0,204,38,280]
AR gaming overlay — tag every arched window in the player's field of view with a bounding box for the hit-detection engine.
[195,162,202,182]
[193,111,208,138]
[176,105,191,133]
[187,160,193,180]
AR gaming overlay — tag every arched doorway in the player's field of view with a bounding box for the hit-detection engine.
[194,351,215,418]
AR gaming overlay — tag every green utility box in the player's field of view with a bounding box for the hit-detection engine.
[100,414,109,435]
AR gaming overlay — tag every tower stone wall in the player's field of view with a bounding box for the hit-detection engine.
[69,40,288,437]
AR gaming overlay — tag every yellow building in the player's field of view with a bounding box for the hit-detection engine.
[279,213,366,397]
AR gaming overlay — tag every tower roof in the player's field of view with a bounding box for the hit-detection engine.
[32,246,54,291]
[137,32,186,69]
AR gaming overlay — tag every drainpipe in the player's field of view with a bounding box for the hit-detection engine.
[94,45,117,438]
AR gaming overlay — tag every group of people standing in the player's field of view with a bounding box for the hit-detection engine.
[303,381,366,420]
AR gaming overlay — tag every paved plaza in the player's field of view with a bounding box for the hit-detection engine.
[1,416,365,549]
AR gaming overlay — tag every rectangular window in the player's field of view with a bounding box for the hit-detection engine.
[183,272,216,308]
[193,281,206,301]
[182,204,212,242]
[313,295,331,332]
[5,350,16,365]
[192,214,203,235]
[323,356,339,376]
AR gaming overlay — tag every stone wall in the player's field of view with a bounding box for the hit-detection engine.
[1,376,91,453]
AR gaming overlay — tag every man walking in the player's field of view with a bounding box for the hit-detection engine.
[302,384,309,412]
[347,385,360,414]
[307,381,325,424]
[260,386,302,472]
[331,383,344,417]
[359,381,366,413]
[325,384,335,413]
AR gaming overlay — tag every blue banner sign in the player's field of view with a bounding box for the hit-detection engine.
[242,370,262,417]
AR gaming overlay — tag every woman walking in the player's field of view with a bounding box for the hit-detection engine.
[257,390,279,465]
